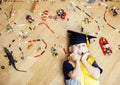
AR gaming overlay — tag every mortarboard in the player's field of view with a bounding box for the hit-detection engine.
[67,30,97,48]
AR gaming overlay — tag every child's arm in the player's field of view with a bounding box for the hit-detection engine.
[82,52,101,79]
[68,60,81,81]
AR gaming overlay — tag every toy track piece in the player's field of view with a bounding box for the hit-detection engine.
[1,65,5,69]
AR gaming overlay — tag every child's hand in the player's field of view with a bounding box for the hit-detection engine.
[81,51,90,61]
[70,53,81,62]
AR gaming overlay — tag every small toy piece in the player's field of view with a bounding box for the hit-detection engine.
[28,44,33,49]
[19,30,28,39]
[32,1,37,14]
[7,24,14,32]
[81,26,84,32]
[86,0,96,4]
[99,37,112,55]
[51,47,58,58]
[1,65,5,69]
[111,6,118,16]
[10,6,17,18]
[82,18,91,24]
[26,15,34,24]
[37,47,41,51]
[57,9,66,19]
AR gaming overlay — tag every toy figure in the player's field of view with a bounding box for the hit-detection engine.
[63,30,103,85]
[82,18,91,24]
[111,6,118,16]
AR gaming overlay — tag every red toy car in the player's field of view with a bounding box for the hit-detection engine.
[99,37,112,55]
[57,9,66,19]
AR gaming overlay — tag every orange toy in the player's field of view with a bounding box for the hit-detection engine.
[32,1,37,14]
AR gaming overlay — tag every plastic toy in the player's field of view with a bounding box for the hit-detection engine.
[81,26,84,32]
[82,18,91,24]
[26,15,34,24]
[1,65,5,69]
[51,47,58,58]
[99,37,112,55]
[3,47,26,72]
[110,6,118,16]
[7,24,14,32]
[57,9,66,19]
[32,1,37,14]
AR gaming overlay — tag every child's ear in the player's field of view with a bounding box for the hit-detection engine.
[69,46,73,53]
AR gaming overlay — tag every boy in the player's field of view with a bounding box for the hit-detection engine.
[63,30,103,85]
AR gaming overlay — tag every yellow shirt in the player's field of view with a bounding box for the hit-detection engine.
[68,55,99,85]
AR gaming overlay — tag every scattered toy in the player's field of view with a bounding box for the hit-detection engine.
[8,44,11,47]
[19,30,29,39]
[10,6,17,18]
[34,50,45,58]
[3,47,27,72]
[82,18,91,24]
[28,44,33,49]
[12,39,15,42]
[51,47,58,58]
[57,9,66,19]
[81,26,84,32]
[26,15,35,24]
[37,47,41,51]
[86,0,96,4]
[20,52,25,60]
[32,1,37,14]
[1,65,5,69]
[29,27,32,30]
[53,15,58,20]
[99,37,112,56]
[110,6,118,16]
[7,24,14,32]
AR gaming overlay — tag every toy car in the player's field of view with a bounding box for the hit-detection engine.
[26,15,34,24]
[57,9,66,19]
[99,37,112,55]
[82,18,91,24]
[110,6,118,16]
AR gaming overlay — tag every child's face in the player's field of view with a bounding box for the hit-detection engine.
[69,43,89,56]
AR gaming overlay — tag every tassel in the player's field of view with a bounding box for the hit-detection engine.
[86,35,90,48]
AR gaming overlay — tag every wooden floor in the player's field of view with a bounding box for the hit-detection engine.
[0,0,120,85]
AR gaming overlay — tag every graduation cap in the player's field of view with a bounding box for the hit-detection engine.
[67,30,97,48]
